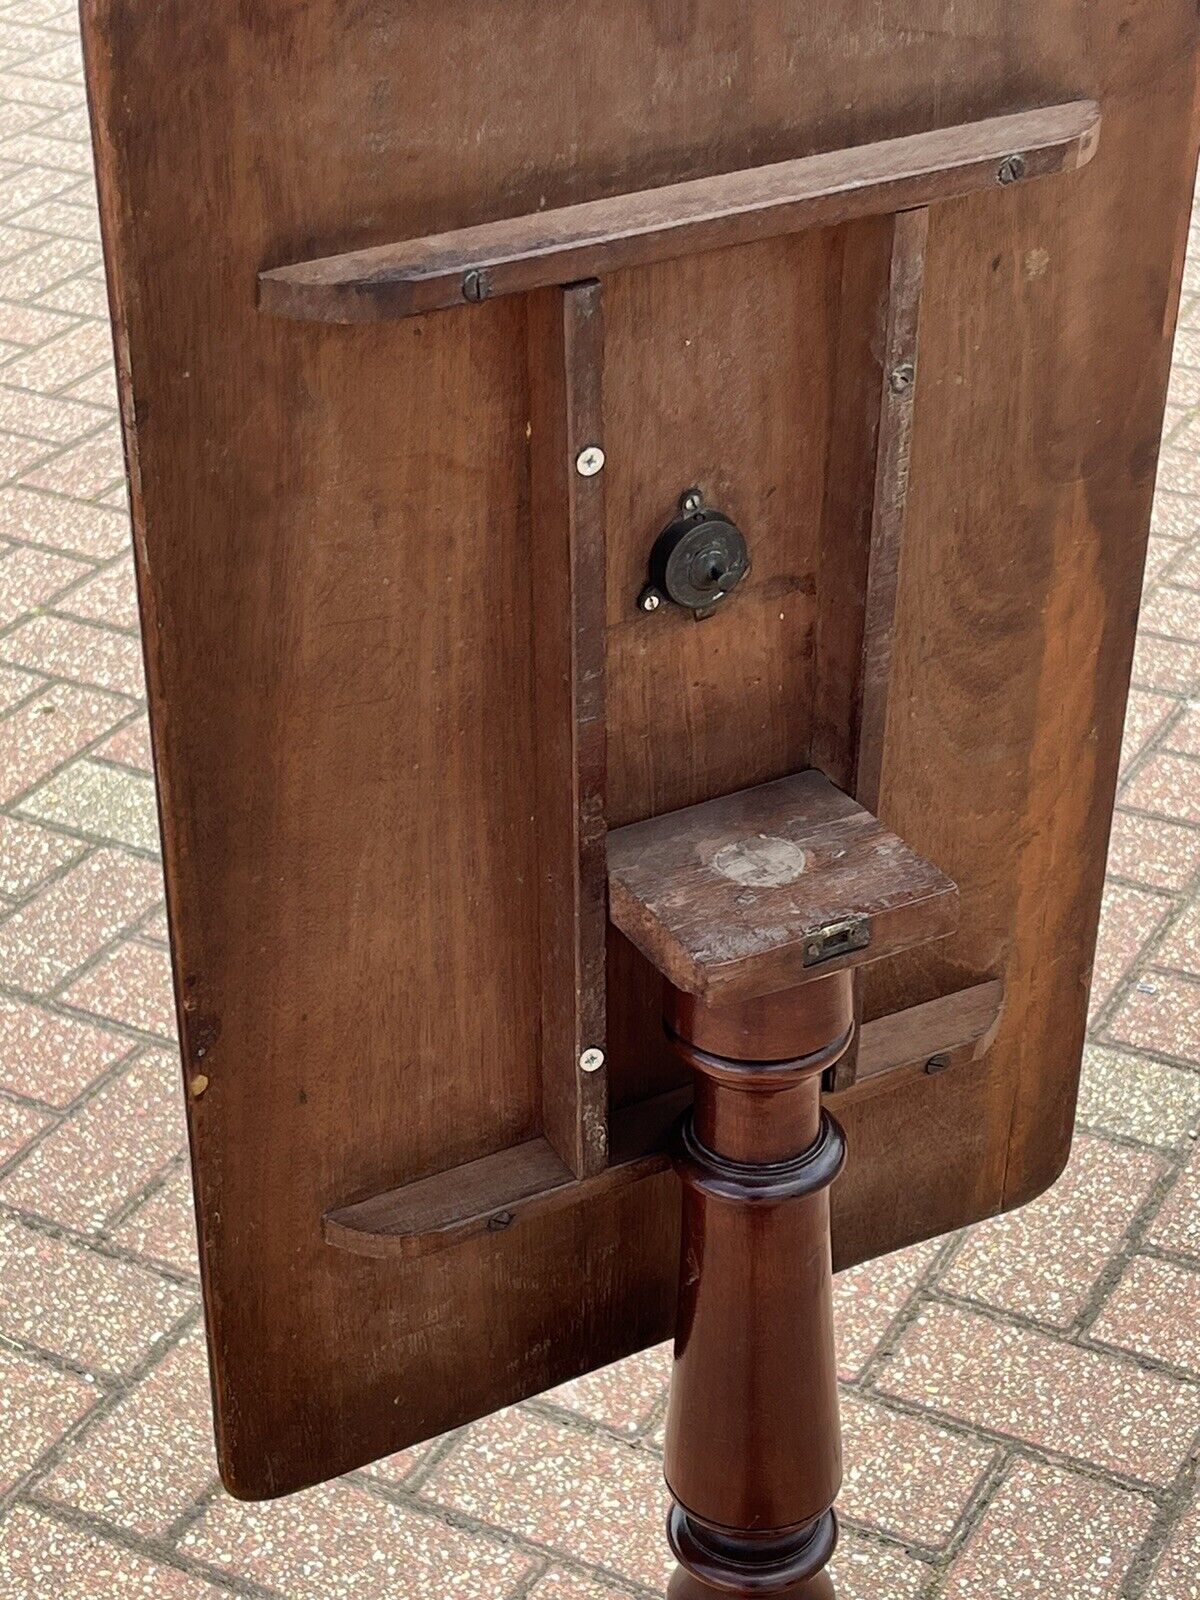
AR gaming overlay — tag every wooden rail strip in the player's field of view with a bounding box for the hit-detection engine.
[324,980,1003,1259]
[260,101,1099,323]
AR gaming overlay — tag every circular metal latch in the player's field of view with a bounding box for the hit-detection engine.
[639,490,750,618]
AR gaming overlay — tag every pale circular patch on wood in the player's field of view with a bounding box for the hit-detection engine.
[710,836,808,888]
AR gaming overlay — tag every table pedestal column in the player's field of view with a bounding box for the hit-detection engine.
[663,976,851,1600]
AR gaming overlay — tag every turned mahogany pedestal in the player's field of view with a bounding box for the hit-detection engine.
[608,771,958,1597]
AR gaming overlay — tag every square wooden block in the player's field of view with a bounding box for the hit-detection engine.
[607,770,957,1002]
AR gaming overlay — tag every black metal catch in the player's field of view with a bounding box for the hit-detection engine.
[639,489,750,619]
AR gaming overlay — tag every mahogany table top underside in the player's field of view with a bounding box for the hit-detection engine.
[81,0,1200,1498]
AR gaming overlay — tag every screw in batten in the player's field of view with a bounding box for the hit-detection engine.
[890,362,916,395]
[580,1047,605,1073]
[997,154,1027,185]
[461,268,491,303]
[576,445,605,477]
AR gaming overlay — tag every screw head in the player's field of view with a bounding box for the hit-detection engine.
[680,488,704,514]
[890,362,916,394]
[576,445,605,478]
[640,589,662,613]
[580,1047,605,1073]
[997,154,1027,185]
[461,268,491,303]
[924,1052,952,1075]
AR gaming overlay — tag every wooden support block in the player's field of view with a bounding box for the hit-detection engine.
[320,979,1002,1260]
[607,770,958,1002]
[259,102,1099,323]
[528,281,609,1178]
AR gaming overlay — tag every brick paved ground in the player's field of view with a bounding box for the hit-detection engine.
[0,12,1199,1600]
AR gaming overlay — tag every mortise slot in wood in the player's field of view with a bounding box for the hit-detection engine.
[528,280,608,1179]
[323,980,1002,1261]
[259,101,1099,322]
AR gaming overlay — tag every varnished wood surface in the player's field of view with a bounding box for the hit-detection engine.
[83,0,1200,1501]
[260,101,1099,322]
[528,282,609,1177]
[608,771,957,1000]
[322,981,1002,1260]
[664,974,850,1594]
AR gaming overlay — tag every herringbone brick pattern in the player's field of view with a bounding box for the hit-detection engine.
[1,9,1200,1595]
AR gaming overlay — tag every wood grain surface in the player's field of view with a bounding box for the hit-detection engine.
[608,771,957,1000]
[82,0,1200,1499]
[260,101,1098,321]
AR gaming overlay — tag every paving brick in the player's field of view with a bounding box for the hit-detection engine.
[0,327,111,399]
[0,659,38,710]
[0,809,79,894]
[39,273,107,316]
[19,425,123,496]
[1151,490,1200,538]
[1169,702,1200,755]
[16,194,101,239]
[942,1460,1154,1599]
[1090,883,1174,1012]
[1142,583,1200,642]
[0,536,87,622]
[57,552,137,629]
[0,1503,224,1599]
[1132,633,1200,695]
[63,359,117,408]
[1093,1255,1200,1375]
[0,380,104,442]
[1123,752,1200,826]
[109,1163,198,1275]
[1106,809,1200,891]
[541,1343,669,1436]
[0,1087,49,1163]
[427,1406,671,1588]
[1150,1145,1200,1258]
[61,936,175,1036]
[0,426,49,479]
[833,1238,940,1380]
[21,755,157,849]
[1159,448,1200,495]
[832,1533,934,1600]
[0,1343,93,1491]
[1078,1044,1200,1146]
[1144,536,1185,586]
[0,845,160,990]
[0,990,126,1103]
[526,1572,638,1600]
[184,1478,533,1599]
[1174,543,1200,588]
[939,1133,1166,1327]
[0,70,78,111]
[1,610,143,694]
[0,1212,192,1374]
[0,1047,186,1229]
[1158,899,1200,973]
[839,1393,993,1547]
[1119,688,1177,773]
[91,713,151,772]
[0,294,70,345]
[1108,972,1200,1065]
[878,1302,1200,1484]
[1147,1496,1200,1598]
[40,1327,213,1532]
[0,483,128,556]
